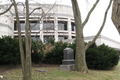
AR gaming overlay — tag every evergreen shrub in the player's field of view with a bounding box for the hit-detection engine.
[31,40,42,63]
[43,41,71,64]
[86,43,119,70]
[0,36,20,65]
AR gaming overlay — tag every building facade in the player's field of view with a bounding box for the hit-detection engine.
[0,3,76,43]
[63,35,120,53]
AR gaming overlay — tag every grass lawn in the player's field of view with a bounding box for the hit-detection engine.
[1,62,120,80]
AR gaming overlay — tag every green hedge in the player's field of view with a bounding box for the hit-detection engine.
[0,36,20,65]
[0,36,119,70]
[86,43,119,70]
[0,36,44,65]
[31,40,43,63]
[43,41,70,64]
[31,39,119,70]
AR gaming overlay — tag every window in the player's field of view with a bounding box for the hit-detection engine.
[14,36,40,41]
[20,21,25,30]
[14,21,40,30]
[14,21,25,30]
[14,21,17,30]
[43,21,54,30]
[58,36,68,41]
[72,36,76,39]
[30,21,40,30]
[31,36,40,41]
[14,36,25,39]
[71,22,75,31]
[58,21,67,30]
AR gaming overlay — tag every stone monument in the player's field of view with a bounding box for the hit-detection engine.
[60,48,75,71]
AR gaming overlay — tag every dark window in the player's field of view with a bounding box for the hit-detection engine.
[14,21,25,30]
[71,22,75,31]
[72,36,76,38]
[58,36,68,41]
[30,21,40,30]
[43,21,54,30]
[14,36,25,38]
[14,21,40,30]
[14,21,17,30]
[20,21,25,30]
[58,21,67,30]
[14,36,40,41]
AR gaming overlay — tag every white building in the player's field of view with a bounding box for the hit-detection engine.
[63,35,120,52]
[0,3,120,53]
[0,3,76,43]
[0,4,14,38]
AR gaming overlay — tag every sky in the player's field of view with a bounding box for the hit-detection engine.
[1,0,120,42]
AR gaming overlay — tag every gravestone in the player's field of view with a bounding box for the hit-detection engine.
[60,48,75,71]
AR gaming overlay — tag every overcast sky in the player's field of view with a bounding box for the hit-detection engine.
[1,0,120,42]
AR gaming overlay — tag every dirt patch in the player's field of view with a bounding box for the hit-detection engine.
[32,63,59,68]
[0,63,59,74]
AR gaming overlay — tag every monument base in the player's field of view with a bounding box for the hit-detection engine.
[62,59,75,65]
[60,64,75,71]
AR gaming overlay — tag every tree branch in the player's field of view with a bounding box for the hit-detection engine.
[12,0,25,78]
[29,18,40,31]
[29,7,43,16]
[0,3,13,15]
[17,2,25,8]
[29,2,56,31]
[29,2,56,17]
[85,0,112,50]
[42,2,56,17]
[82,0,99,27]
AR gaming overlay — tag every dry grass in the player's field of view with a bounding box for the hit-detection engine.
[1,62,120,80]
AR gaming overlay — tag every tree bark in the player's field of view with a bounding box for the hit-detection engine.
[12,0,31,80]
[71,0,89,73]
[112,0,120,34]
[86,0,112,50]
[0,3,13,15]
[71,0,112,73]
[24,0,31,80]
[12,0,26,79]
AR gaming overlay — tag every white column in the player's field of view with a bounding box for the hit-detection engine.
[11,16,14,38]
[68,18,72,39]
[40,20,43,42]
[54,17,58,42]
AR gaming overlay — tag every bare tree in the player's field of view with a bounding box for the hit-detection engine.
[0,3,13,15]
[12,0,31,79]
[6,0,55,80]
[112,0,120,35]
[71,0,112,73]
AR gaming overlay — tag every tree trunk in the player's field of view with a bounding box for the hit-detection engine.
[24,0,31,80]
[112,0,120,34]
[12,0,26,79]
[71,0,89,73]
[75,31,88,73]
[12,0,31,80]
[71,0,112,73]
[86,0,112,49]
